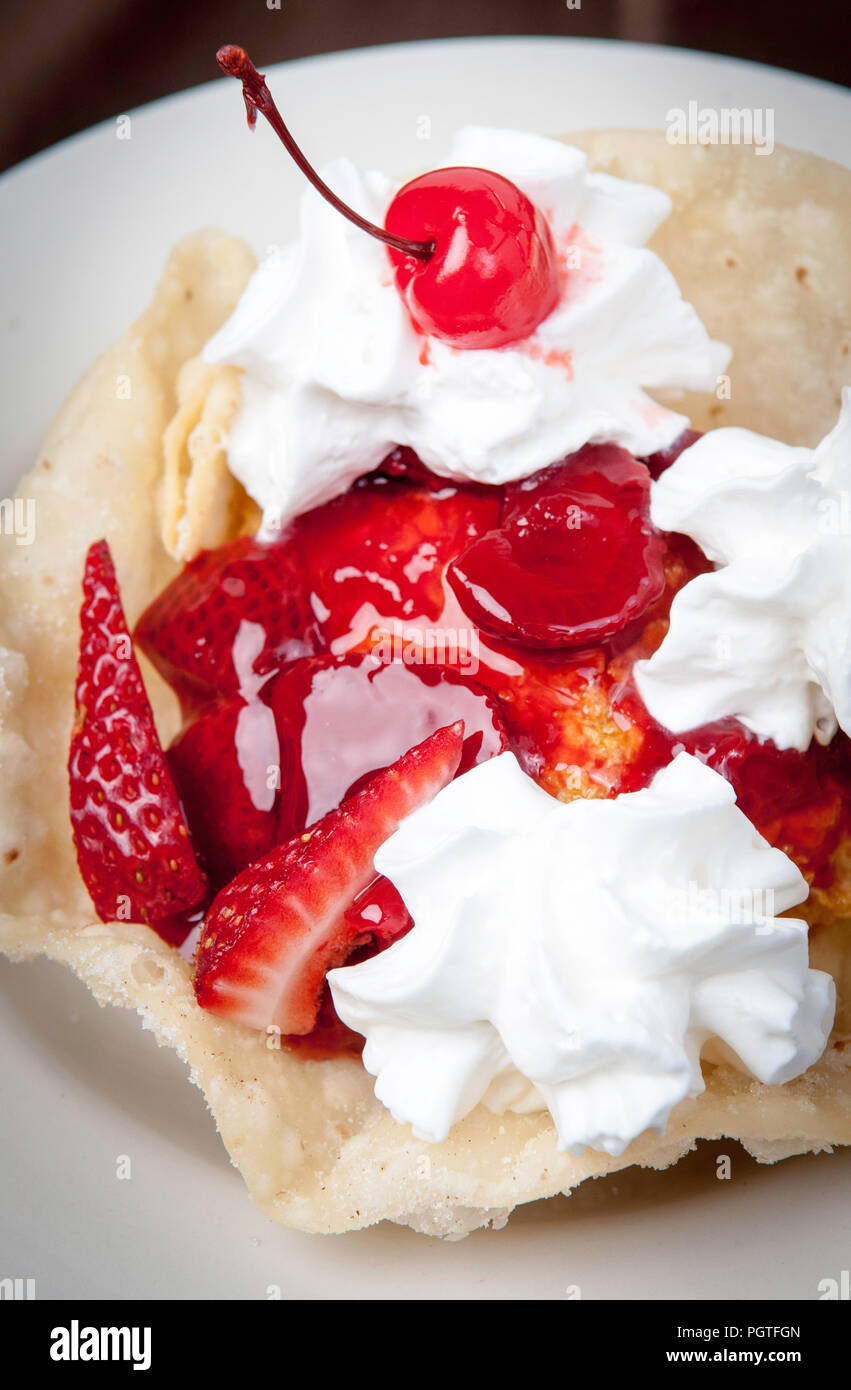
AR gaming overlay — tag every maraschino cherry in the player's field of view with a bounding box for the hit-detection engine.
[384,169,559,348]
[216,46,560,349]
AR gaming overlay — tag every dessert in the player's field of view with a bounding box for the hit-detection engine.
[1,50,850,1237]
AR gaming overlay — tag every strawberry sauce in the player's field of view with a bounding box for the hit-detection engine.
[138,437,851,900]
[286,443,851,897]
[124,435,851,1050]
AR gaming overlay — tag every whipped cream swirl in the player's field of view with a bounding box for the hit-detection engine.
[329,752,833,1155]
[636,391,851,752]
[204,126,730,531]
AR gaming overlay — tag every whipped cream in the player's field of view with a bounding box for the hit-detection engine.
[329,751,833,1155]
[204,126,730,531]
[635,391,851,753]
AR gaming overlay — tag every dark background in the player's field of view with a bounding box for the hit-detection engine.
[2,0,849,173]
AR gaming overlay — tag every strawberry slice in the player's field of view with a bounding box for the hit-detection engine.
[194,722,463,1034]
[69,540,207,931]
[134,534,322,710]
[286,875,415,1057]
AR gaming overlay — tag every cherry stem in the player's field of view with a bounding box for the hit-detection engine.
[216,46,435,262]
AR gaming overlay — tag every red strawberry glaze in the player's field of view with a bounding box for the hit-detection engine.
[83,431,851,1054]
[294,471,501,642]
[643,429,703,480]
[345,873,414,945]
[378,446,456,489]
[288,451,851,899]
[166,697,281,892]
[448,445,666,648]
[267,652,508,837]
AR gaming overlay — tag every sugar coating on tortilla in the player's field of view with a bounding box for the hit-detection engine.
[0,138,850,1238]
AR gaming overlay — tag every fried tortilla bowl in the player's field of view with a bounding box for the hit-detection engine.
[1,135,850,1238]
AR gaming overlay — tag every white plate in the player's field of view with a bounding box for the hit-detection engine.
[1,37,849,1301]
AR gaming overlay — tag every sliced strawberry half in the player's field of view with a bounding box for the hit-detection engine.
[194,722,463,1034]
[69,540,207,931]
[134,534,322,709]
[289,876,414,1057]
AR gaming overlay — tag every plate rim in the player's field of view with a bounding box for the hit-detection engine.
[2,32,850,1298]
[3,33,849,188]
